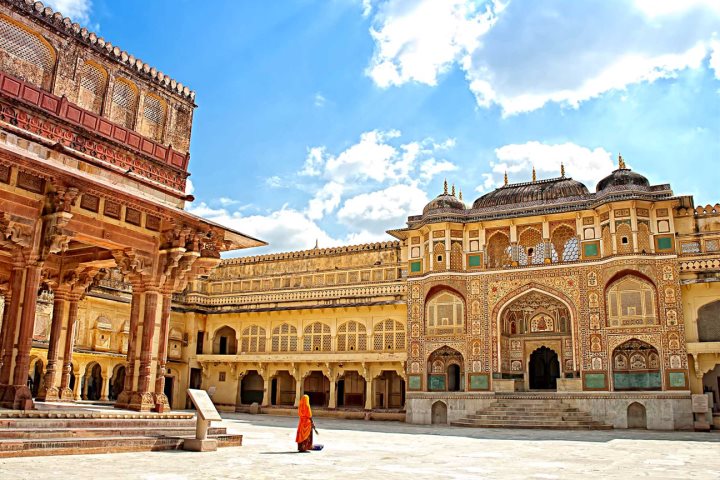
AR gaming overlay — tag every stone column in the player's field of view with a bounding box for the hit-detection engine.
[261,373,271,407]
[72,368,81,400]
[131,289,160,411]
[364,377,373,410]
[100,373,109,402]
[294,374,303,407]
[59,297,80,400]
[0,264,23,385]
[11,264,43,397]
[115,286,142,409]
[153,292,172,411]
[37,290,68,401]
[82,374,90,400]
[328,375,337,409]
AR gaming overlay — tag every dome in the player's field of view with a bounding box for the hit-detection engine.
[472,177,589,209]
[596,168,650,192]
[423,192,465,215]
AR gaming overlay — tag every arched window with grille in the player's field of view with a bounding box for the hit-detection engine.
[616,223,634,254]
[109,78,138,128]
[601,225,612,256]
[518,226,545,265]
[240,325,266,353]
[606,275,657,327]
[139,93,166,141]
[486,231,511,268]
[0,15,55,89]
[373,319,405,351]
[76,61,107,113]
[271,323,298,352]
[426,290,465,336]
[551,224,579,262]
[303,322,331,352]
[337,321,367,351]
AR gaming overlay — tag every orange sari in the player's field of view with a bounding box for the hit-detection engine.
[295,395,313,451]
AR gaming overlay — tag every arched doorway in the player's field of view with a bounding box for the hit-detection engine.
[109,364,125,401]
[30,359,44,397]
[612,339,661,391]
[374,371,405,409]
[240,370,264,404]
[303,371,329,407]
[339,371,365,408]
[447,364,461,392]
[627,402,647,429]
[84,363,103,401]
[427,346,464,392]
[529,346,560,390]
[431,401,447,424]
[212,326,237,354]
[698,300,720,342]
[271,371,296,406]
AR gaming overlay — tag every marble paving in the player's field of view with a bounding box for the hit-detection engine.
[1,412,718,480]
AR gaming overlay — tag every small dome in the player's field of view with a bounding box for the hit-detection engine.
[472,177,589,209]
[596,167,649,192]
[423,193,465,215]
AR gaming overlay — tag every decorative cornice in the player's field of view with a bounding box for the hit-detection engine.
[5,0,195,101]
[219,241,401,266]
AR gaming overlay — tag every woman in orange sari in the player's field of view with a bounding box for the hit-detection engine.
[295,394,314,452]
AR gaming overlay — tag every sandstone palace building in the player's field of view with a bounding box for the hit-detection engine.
[0,0,718,431]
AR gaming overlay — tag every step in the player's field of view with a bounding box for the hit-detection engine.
[451,421,612,430]
[0,418,197,429]
[466,414,594,422]
[0,426,227,439]
[0,433,243,458]
[0,411,195,420]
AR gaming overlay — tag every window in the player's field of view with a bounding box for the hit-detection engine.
[303,322,331,352]
[0,15,55,88]
[109,78,138,128]
[77,61,107,113]
[426,291,465,335]
[271,323,298,352]
[212,326,237,354]
[240,325,266,353]
[373,319,405,351]
[196,331,204,354]
[139,93,165,141]
[337,321,367,351]
[606,275,657,327]
[487,231,511,268]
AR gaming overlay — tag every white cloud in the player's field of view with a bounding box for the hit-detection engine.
[306,181,344,220]
[314,92,327,107]
[44,0,92,25]
[710,37,720,80]
[300,146,326,176]
[478,142,615,192]
[419,158,457,181]
[184,178,194,195]
[337,183,428,231]
[325,130,401,183]
[265,176,284,188]
[365,0,720,115]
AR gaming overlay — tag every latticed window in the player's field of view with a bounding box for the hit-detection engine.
[303,322,331,351]
[518,226,544,265]
[271,323,298,352]
[697,301,720,342]
[426,291,465,335]
[606,276,657,327]
[372,319,405,350]
[240,325,266,353]
[637,223,652,253]
[109,78,138,128]
[487,231,511,268]
[551,225,579,262]
[432,242,445,271]
[449,241,463,271]
[77,62,107,113]
[616,223,634,254]
[337,321,367,351]
[0,16,54,88]
[140,94,165,141]
[601,226,612,256]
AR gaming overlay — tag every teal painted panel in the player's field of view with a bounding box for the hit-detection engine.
[469,374,489,390]
[657,237,672,250]
[468,255,481,267]
[410,261,422,273]
[408,375,422,390]
[668,371,686,388]
[584,373,606,389]
[613,372,662,390]
[428,374,446,391]
[583,243,598,257]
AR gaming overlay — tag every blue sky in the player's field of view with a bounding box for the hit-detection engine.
[50,0,720,254]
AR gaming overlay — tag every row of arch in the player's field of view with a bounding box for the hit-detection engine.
[27,358,128,402]
[211,320,406,354]
[0,14,188,146]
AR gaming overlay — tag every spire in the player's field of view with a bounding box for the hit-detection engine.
[459,189,463,201]
[618,153,626,170]
[451,184,456,196]
[532,166,537,182]
[314,238,319,249]
[443,178,448,195]
[504,171,508,186]
[561,163,565,178]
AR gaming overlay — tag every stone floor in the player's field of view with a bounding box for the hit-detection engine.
[1,412,718,479]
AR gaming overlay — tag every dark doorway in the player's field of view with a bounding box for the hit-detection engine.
[529,346,560,390]
[447,364,461,392]
[31,361,44,397]
[337,379,345,407]
[271,378,278,405]
[164,376,174,406]
[219,336,228,355]
[187,368,202,408]
[240,371,264,404]
[110,365,125,400]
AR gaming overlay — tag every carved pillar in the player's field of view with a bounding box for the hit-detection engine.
[82,374,90,400]
[37,289,68,401]
[153,292,172,411]
[130,288,160,411]
[100,373,109,402]
[364,376,373,410]
[10,263,43,407]
[59,297,80,400]
[261,373,271,407]
[294,373,303,407]
[328,375,337,409]
[115,286,142,409]
[72,368,81,401]
[0,264,23,385]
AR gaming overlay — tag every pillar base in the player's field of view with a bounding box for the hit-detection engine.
[114,390,131,409]
[36,386,61,402]
[127,391,156,412]
[0,384,34,410]
[153,392,170,412]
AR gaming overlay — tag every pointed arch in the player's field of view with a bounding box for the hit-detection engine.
[486,230,511,268]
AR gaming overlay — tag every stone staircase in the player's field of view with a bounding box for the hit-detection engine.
[451,396,613,430]
[0,410,242,457]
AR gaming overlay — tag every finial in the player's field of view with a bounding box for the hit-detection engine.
[618,153,626,170]
[561,163,565,178]
[451,184,456,196]
[459,189,463,201]
[443,179,448,195]
[504,171,508,186]
[532,166,537,182]
[314,238,318,249]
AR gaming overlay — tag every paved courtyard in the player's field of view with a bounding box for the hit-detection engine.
[1,413,718,480]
